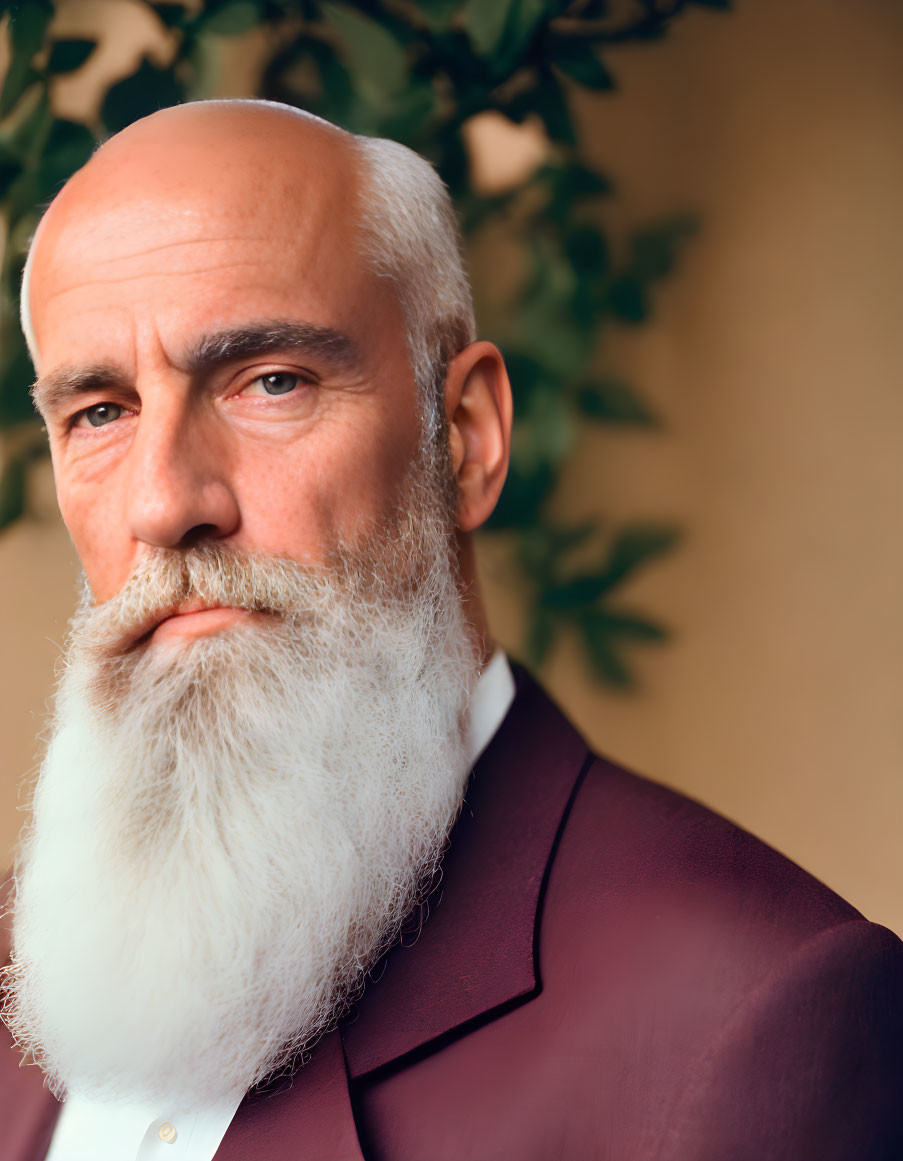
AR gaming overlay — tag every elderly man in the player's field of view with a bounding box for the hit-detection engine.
[1,100,900,1161]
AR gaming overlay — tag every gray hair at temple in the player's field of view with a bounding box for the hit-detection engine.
[19,101,477,440]
[353,132,477,439]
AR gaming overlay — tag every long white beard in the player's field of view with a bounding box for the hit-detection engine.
[2,502,479,1105]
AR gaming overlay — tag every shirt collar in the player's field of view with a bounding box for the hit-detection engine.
[464,649,516,768]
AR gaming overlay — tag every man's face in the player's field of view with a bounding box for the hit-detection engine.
[28,108,424,620]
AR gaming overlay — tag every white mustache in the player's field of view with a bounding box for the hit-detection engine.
[74,547,344,655]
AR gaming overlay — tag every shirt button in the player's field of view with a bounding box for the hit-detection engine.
[158,1122,178,1144]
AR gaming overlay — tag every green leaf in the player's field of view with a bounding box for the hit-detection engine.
[580,612,633,687]
[322,3,410,96]
[201,0,262,36]
[517,310,593,380]
[562,162,612,197]
[539,76,576,143]
[521,231,569,303]
[507,71,575,144]
[378,77,437,144]
[565,223,609,279]
[47,39,97,74]
[632,217,695,277]
[608,275,648,323]
[602,524,680,590]
[0,139,23,199]
[0,1,52,119]
[0,452,27,531]
[541,162,613,223]
[9,86,52,159]
[606,217,697,324]
[501,0,554,66]
[466,0,548,72]
[100,58,185,135]
[0,63,39,120]
[458,188,519,232]
[279,37,356,126]
[542,573,611,609]
[426,121,469,196]
[36,119,96,194]
[6,3,53,60]
[516,520,595,582]
[151,3,190,28]
[568,596,671,689]
[502,350,552,409]
[510,384,574,471]
[545,521,596,557]
[526,607,555,666]
[576,379,657,426]
[3,175,38,237]
[593,611,669,642]
[418,0,463,33]
[487,460,555,530]
[464,0,512,56]
[0,321,36,424]
[552,38,614,89]
[542,524,680,608]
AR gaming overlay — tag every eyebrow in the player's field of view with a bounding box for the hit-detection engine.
[184,320,360,377]
[31,365,122,420]
[30,320,362,420]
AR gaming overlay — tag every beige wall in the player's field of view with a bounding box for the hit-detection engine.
[482,0,903,933]
[2,0,901,933]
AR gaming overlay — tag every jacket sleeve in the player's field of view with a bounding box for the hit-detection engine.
[659,919,903,1161]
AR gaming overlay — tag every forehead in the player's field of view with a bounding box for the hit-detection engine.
[28,121,390,368]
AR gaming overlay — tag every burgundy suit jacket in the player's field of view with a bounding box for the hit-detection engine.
[3,667,902,1159]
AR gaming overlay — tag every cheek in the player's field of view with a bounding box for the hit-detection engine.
[57,487,131,600]
[51,436,145,600]
[229,410,423,559]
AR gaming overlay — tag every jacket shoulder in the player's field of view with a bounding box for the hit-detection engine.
[533,753,903,1155]
[536,746,895,1029]
[548,750,863,952]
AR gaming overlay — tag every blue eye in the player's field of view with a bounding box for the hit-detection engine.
[259,373,299,395]
[82,403,123,427]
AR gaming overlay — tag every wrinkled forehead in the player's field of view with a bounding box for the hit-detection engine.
[27,109,370,356]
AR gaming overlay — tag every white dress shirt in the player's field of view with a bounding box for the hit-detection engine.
[45,651,516,1161]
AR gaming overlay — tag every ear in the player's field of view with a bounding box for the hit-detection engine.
[444,341,513,533]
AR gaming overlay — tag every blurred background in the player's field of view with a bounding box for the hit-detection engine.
[0,0,901,934]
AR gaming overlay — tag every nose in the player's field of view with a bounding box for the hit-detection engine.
[126,398,240,550]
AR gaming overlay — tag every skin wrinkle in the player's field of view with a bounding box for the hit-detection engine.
[32,321,366,422]
[70,234,282,261]
[39,259,276,297]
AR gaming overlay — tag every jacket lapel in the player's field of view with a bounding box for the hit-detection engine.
[341,667,591,1079]
[216,1030,365,1161]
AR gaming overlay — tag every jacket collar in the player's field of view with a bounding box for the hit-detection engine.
[341,665,590,1079]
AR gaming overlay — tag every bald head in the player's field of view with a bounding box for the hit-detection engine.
[47,100,358,237]
[24,102,361,368]
[23,100,475,411]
